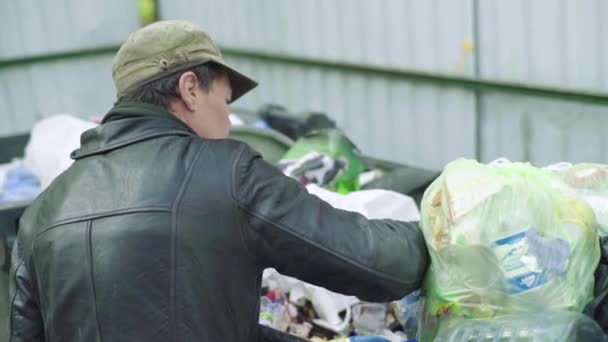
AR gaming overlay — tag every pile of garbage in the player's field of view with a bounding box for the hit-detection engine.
[7,107,608,341]
[258,126,421,341]
[259,268,422,342]
[418,158,605,341]
[261,119,608,340]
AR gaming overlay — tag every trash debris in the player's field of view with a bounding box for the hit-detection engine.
[277,129,367,194]
[260,180,421,340]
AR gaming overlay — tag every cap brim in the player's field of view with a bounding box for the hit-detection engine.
[210,61,258,104]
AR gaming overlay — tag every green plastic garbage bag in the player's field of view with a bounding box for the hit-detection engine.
[277,129,367,194]
[418,159,600,339]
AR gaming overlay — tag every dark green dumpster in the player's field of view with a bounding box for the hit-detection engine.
[229,125,438,205]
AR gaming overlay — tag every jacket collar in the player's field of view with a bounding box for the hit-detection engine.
[71,101,197,160]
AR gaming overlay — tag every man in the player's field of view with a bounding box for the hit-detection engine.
[9,20,429,341]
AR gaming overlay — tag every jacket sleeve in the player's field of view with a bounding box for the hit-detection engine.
[8,238,45,342]
[231,145,429,302]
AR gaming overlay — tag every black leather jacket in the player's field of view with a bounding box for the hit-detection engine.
[8,102,429,342]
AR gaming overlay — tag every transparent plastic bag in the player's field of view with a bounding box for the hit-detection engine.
[546,163,608,237]
[419,159,600,338]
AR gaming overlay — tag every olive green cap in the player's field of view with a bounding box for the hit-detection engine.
[112,20,257,103]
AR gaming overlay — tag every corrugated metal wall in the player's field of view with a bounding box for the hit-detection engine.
[0,0,139,136]
[480,94,608,165]
[161,0,476,75]
[159,0,479,169]
[477,0,608,165]
[160,0,608,169]
[225,56,477,168]
[478,0,608,92]
[1,1,607,169]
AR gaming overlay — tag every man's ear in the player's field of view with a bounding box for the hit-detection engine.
[177,71,199,112]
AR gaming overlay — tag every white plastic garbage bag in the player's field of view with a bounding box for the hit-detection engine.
[23,115,96,189]
[306,184,420,222]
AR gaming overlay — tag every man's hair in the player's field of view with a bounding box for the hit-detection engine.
[118,62,225,109]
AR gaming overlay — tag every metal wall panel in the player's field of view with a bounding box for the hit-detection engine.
[0,54,117,136]
[160,0,477,169]
[478,0,608,92]
[159,0,476,76]
[2,1,603,169]
[225,56,477,170]
[0,0,138,59]
[0,0,139,136]
[480,94,608,165]
[159,0,608,168]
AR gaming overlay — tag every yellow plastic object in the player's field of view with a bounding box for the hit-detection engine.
[137,0,156,26]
